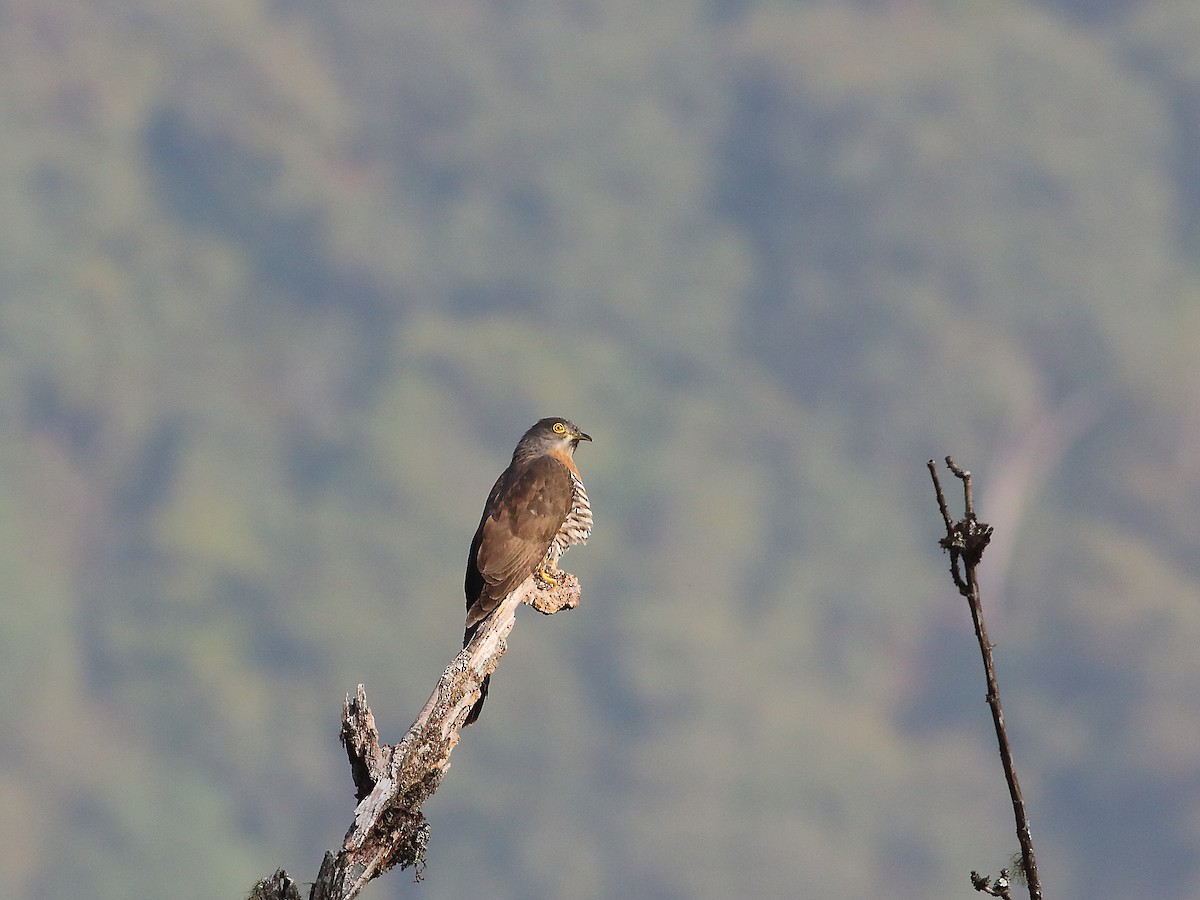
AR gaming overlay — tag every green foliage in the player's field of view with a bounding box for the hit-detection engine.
[2,1,1199,899]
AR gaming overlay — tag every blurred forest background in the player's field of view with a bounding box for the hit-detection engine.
[3,0,1200,897]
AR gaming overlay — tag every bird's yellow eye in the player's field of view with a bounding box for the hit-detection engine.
[552,422,567,434]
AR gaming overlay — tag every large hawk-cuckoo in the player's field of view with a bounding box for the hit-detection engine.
[463,417,592,725]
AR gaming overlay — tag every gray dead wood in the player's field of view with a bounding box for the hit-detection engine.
[250,572,580,900]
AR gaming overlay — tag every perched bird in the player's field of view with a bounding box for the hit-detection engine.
[463,417,593,725]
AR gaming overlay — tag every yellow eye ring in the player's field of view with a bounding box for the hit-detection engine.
[553,422,567,434]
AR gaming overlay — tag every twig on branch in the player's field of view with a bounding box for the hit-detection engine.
[251,572,581,900]
[249,870,302,900]
[971,867,1015,899]
[928,457,1042,900]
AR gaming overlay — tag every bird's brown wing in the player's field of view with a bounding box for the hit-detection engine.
[465,454,574,630]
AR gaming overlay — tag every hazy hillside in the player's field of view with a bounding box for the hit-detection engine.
[3,0,1200,898]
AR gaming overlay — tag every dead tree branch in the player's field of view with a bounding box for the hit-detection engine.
[250,572,581,900]
[928,457,1042,900]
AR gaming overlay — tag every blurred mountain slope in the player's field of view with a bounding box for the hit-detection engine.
[2,1,1199,898]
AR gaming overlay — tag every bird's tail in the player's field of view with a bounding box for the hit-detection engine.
[464,675,489,726]
[463,622,489,726]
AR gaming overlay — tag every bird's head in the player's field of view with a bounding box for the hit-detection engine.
[515,417,592,459]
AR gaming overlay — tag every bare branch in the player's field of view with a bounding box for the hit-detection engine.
[929,459,1042,900]
[250,572,581,900]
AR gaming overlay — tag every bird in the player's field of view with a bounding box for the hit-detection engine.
[462,417,593,725]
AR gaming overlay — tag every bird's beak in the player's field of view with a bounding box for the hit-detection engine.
[575,430,592,442]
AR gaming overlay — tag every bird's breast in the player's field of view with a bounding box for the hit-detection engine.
[554,474,592,553]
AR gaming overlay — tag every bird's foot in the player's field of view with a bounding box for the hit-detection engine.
[526,570,581,615]
[535,566,561,589]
